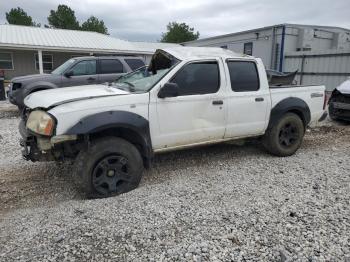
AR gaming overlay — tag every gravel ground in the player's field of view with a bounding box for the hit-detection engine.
[0,116,349,261]
[0,101,19,118]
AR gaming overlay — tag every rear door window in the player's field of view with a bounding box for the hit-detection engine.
[100,59,124,74]
[227,61,260,92]
[171,61,220,96]
[125,59,145,71]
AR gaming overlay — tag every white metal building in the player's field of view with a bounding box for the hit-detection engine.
[0,24,178,79]
[184,23,350,90]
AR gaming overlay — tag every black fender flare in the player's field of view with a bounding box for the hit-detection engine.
[65,111,153,167]
[268,97,311,129]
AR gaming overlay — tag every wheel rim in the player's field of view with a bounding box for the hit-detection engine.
[278,122,299,148]
[92,155,131,195]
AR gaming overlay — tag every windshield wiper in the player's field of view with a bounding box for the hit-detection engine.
[110,82,135,92]
[123,81,136,92]
[123,81,135,87]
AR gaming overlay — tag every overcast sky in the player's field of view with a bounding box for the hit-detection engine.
[1,0,349,42]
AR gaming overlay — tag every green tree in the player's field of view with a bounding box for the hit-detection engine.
[81,16,109,34]
[6,7,40,27]
[47,5,80,30]
[161,22,199,43]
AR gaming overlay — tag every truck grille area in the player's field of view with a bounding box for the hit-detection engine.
[12,83,22,91]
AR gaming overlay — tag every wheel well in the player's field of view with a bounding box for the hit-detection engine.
[89,127,152,168]
[269,97,311,131]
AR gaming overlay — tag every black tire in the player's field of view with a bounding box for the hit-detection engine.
[262,113,305,157]
[73,137,144,198]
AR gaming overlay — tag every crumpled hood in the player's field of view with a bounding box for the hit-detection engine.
[24,84,129,109]
[336,79,350,95]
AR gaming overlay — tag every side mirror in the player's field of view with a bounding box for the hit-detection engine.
[158,82,179,98]
[64,70,73,78]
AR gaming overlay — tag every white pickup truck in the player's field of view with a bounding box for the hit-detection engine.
[20,47,327,198]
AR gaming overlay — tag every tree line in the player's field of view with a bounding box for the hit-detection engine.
[6,5,108,34]
[5,5,200,43]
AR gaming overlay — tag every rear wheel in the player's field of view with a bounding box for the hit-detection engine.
[73,137,144,198]
[262,113,305,156]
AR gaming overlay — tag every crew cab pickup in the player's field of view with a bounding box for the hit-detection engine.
[19,47,327,198]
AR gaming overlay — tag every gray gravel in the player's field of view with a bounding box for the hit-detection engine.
[0,116,349,261]
[0,101,19,119]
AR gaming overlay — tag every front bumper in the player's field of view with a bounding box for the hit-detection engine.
[329,101,350,121]
[8,91,16,104]
[19,119,79,162]
[8,85,26,107]
[8,89,22,106]
[333,102,350,110]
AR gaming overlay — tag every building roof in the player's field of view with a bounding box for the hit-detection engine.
[161,46,245,60]
[184,23,350,45]
[0,24,179,54]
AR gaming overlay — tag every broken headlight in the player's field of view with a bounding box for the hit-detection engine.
[26,110,55,136]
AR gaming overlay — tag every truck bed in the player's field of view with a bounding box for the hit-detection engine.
[269,85,325,127]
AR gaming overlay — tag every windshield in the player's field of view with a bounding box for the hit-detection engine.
[111,65,172,92]
[52,59,76,75]
[110,51,179,92]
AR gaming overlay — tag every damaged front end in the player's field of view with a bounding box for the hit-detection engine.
[19,109,80,162]
[19,118,54,161]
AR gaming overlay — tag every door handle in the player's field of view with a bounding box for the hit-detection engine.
[87,77,95,81]
[255,97,264,102]
[212,100,223,105]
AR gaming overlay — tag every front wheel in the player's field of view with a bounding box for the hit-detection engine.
[73,137,144,198]
[262,113,305,157]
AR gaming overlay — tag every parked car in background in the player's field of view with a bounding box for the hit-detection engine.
[328,78,350,122]
[8,56,145,110]
[19,47,327,198]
